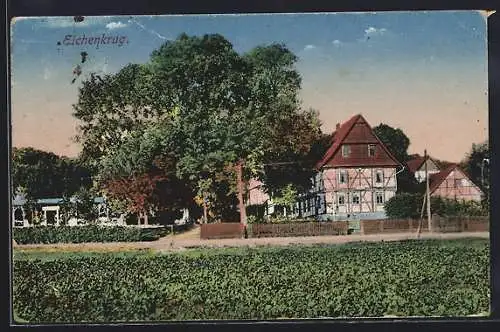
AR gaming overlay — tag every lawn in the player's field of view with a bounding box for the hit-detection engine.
[12,238,490,322]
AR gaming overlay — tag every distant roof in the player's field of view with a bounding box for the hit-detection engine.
[429,164,484,195]
[429,164,457,193]
[406,155,428,173]
[315,114,401,169]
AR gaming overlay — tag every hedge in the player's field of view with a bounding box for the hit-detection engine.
[384,193,488,219]
[12,239,489,322]
[12,225,171,244]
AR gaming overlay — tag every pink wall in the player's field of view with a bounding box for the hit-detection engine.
[246,179,270,205]
[432,169,483,202]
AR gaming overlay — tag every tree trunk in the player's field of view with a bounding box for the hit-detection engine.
[137,212,141,225]
[203,195,208,224]
[236,161,247,226]
[144,212,149,225]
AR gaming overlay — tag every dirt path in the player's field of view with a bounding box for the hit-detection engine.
[13,231,489,253]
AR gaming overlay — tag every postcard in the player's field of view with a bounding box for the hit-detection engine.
[10,11,490,323]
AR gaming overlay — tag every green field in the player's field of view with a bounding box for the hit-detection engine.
[12,238,490,322]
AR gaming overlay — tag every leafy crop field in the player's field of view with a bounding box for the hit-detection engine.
[12,238,489,322]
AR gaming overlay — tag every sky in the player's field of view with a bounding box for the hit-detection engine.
[10,11,488,162]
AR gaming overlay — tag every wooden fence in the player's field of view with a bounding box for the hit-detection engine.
[200,223,244,239]
[360,216,489,235]
[249,222,349,238]
[199,216,488,240]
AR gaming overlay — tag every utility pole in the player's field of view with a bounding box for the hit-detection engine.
[417,192,426,238]
[425,150,432,232]
[236,160,247,226]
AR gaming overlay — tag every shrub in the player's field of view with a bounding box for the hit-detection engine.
[384,193,422,219]
[12,225,171,244]
[385,194,488,219]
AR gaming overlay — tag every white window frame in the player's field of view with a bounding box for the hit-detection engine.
[339,170,348,184]
[375,170,383,184]
[375,192,384,205]
[342,144,351,157]
[368,144,376,157]
[352,192,360,205]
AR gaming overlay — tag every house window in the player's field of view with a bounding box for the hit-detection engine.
[368,144,376,157]
[338,194,345,205]
[375,170,383,184]
[376,192,384,204]
[352,192,360,204]
[339,170,347,184]
[342,144,351,157]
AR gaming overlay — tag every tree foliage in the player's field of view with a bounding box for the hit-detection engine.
[11,147,93,198]
[373,124,411,163]
[372,124,419,193]
[73,34,322,221]
[384,193,423,219]
[460,141,489,193]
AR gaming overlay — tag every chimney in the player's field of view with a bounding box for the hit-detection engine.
[336,123,340,131]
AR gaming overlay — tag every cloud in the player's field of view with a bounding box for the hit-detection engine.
[304,44,316,51]
[364,26,387,38]
[332,40,342,46]
[106,21,127,30]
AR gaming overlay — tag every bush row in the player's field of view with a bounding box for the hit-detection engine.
[13,239,489,322]
[12,225,172,244]
[384,193,488,219]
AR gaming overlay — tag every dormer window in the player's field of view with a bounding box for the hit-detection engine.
[342,144,351,157]
[368,144,376,157]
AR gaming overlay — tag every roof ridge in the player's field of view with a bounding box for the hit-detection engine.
[315,114,361,169]
[429,164,457,194]
[316,114,402,169]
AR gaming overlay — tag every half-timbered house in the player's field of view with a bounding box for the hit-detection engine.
[245,114,404,221]
[314,114,404,220]
[429,164,483,202]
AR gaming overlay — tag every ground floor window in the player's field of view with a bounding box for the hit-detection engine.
[338,194,345,205]
[376,192,384,204]
[352,192,360,204]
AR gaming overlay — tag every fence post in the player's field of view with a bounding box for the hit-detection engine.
[379,219,384,233]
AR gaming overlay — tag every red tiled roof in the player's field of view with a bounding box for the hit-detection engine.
[406,156,425,173]
[315,114,401,169]
[406,155,437,174]
[429,164,457,193]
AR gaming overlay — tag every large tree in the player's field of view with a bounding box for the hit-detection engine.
[460,141,489,192]
[11,147,93,198]
[373,123,410,163]
[98,123,194,224]
[73,34,322,223]
[372,124,420,193]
